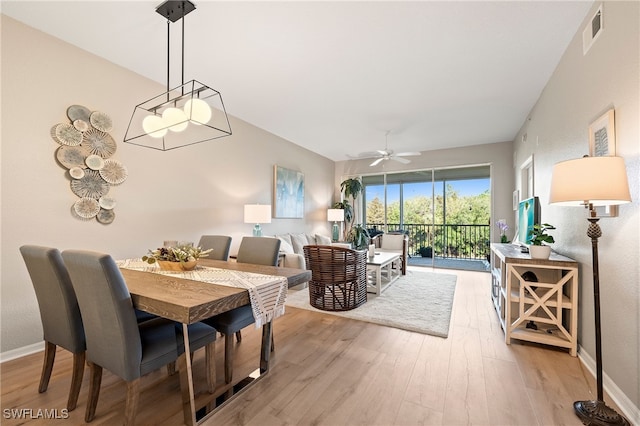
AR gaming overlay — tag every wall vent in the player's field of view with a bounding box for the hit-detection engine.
[583,4,603,55]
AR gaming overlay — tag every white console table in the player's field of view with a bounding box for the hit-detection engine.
[490,243,579,356]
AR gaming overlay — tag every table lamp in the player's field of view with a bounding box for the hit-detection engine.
[327,208,344,242]
[244,204,271,237]
[549,155,631,426]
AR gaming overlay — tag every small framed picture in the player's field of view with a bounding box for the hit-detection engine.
[589,108,618,217]
[589,109,616,157]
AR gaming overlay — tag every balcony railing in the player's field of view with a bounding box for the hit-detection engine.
[366,222,490,260]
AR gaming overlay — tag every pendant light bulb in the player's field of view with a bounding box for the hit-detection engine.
[142,115,168,138]
[184,99,212,125]
[162,107,189,132]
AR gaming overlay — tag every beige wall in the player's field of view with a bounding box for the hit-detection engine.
[0,15,334,353]
[513,1,639,414]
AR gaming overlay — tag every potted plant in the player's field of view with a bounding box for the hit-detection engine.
[496,219,510,243]
[347,224,370,250]
[339,177,363,236]
[418,246,433,257]
[527,223,555,259]
[142,244,213,271]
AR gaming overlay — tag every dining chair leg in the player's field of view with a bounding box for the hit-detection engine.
[39,341,56,393]
[124,378,141,426]
[235,331,242,343]
[205,341,216,394]
[85,362,103,422]
[67,351,85,411]
[224,333,234,384]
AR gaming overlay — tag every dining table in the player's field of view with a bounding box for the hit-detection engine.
[119,258,311,426]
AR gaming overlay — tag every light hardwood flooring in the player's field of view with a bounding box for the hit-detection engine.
[1,267,614,425]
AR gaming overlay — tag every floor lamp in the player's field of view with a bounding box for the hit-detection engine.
[549,156,631,426]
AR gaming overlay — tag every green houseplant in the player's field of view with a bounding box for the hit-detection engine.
[339,177,363,236]
[347,224,370,250]
[527,223,555,259]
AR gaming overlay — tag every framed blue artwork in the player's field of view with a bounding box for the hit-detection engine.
[273,165,304,218]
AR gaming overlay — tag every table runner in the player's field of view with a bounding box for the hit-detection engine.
[117,259,288,327]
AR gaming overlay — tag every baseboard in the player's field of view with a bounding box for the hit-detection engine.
[0,341,44,363]
[577,345,640,424]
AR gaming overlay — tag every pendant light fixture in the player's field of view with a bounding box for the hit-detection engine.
[124,0,232,150]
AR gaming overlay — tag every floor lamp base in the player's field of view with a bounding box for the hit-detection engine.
[574,400,630,426]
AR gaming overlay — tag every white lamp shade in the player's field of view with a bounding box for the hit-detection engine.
[327,208,344,222]
[244,204,272,224]
[550,156,631,206]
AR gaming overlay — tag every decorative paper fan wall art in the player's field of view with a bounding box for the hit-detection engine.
[70,170,110,199]
[83,129,117,158]
[51,105,127,224]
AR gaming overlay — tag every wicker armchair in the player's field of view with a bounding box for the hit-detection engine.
[303,245,367,311]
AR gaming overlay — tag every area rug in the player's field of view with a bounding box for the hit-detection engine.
[285,270,457,338]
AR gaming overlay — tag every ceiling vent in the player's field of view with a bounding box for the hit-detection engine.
[583,4,603,55]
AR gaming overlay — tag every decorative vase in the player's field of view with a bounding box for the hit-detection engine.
[529,245,551,260]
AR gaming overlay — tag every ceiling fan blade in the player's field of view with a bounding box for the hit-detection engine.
[395,151,422,157]
[355,151,381,158]
[390,156,411,164]
[370,158,385,167]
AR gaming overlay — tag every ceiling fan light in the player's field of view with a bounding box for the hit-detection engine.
[162,107,189,132]
[142,115,167,138]
[184,98,212,125]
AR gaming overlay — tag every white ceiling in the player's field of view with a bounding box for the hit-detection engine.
[2,1,593,161]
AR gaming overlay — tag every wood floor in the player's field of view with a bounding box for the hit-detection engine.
[1,267,611,425]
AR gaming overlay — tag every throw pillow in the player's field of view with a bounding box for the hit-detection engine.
[290,233,309,254]
[276,234,292,246]
[277,237,294,254]
[316,234,332,245]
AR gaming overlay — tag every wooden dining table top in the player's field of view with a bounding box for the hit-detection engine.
[120,259,310,325]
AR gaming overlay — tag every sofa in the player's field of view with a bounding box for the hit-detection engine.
[274,233,350,269]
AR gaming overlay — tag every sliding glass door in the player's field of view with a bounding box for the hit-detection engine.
[363,165,490,271]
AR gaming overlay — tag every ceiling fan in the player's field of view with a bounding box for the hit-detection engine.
[353,131,421,167]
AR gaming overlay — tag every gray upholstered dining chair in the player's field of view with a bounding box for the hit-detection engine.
[197,235,232,261]
[204,236,281,385]
[19,245,86,412]
[61,250,217,425]
[235,236,281,266]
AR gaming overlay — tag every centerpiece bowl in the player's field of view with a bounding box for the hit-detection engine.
[143,245,212,272]
[157,260,196,271]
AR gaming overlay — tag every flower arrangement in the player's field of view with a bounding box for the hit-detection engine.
[496,219,510,243]
[142,245,213,264]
